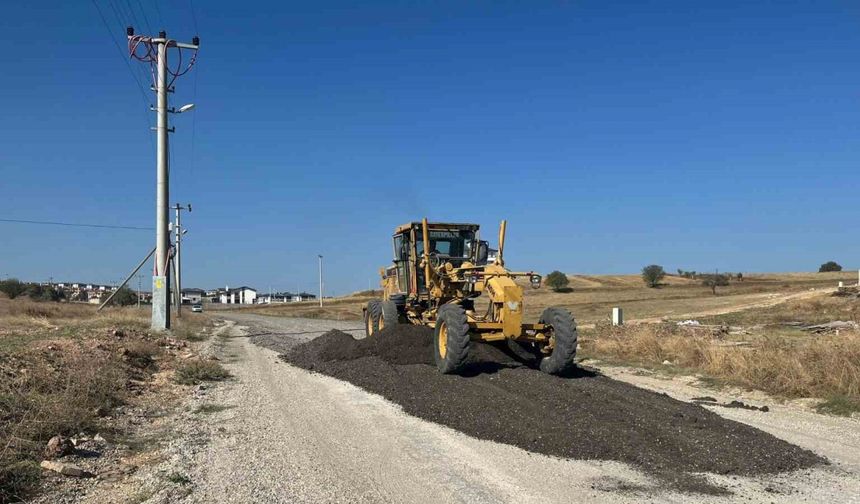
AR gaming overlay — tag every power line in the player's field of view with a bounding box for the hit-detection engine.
[92,0,150,106]
[0,218,153,231]
[190,50,199,178]
[151,0,164,29]
[188,0,199,34]
[123,0,144,36]
[90,0,155,149]
[105,0,154,97]
[134,0,154,35]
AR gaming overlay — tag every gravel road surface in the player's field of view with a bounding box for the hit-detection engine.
[174,313,859,503]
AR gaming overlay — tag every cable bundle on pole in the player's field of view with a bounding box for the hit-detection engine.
[127,32,198,89]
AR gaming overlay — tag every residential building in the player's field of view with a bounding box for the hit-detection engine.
[219,286,257,305]
[256,292,292,304]
[181,288,205,305]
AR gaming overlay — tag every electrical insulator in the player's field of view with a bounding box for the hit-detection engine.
[192,36,200,46]
[127,26,134,36]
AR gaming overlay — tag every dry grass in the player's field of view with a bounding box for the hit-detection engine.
[0,297,211,502]
[577,281,860,415]
[174,360,230,385]
[583,317,860,414]
[698,294,860,326]
[0,341,128,501]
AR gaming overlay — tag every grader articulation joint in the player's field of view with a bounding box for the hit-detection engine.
[363,218,578,375]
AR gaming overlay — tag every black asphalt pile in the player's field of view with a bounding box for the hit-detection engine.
[282,325,825,494]
[288,325,435,367]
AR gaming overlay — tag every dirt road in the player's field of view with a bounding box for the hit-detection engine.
[170,313,859,503]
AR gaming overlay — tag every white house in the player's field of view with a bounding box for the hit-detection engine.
[257,292,291,304]
[219,286,257,305]
[182,288,205,304]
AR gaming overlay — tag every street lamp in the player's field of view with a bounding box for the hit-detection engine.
[318,255,323,307]
[177,103,195,113]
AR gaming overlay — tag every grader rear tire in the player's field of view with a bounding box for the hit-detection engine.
[434,304,471,374]
[365,300,382,337]
[539,307,578,375]
[379,300,399,330]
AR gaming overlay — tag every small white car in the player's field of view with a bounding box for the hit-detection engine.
[191,304,203,313]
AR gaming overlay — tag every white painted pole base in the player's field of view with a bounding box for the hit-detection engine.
[151,275,170,330]
[612,307,623,326]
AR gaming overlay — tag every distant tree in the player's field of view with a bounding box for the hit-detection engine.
[544,271,570,292]
[736,272,743,282]
[0,278,26,299]
[819,261,843,273]
[25,283,44,300]
[40,286,64,302]
[105,286,137,306]
[642,265,666,288]
[678,270,698,279]
[702,273,730,295]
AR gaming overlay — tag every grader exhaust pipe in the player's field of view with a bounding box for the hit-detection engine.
[497,219,506,266]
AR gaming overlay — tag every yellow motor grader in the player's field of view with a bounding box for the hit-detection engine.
[364,218,577,375]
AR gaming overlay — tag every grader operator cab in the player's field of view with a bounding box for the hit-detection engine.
[364,218,578,375]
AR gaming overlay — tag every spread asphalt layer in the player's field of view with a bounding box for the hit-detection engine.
[280,325,825,495]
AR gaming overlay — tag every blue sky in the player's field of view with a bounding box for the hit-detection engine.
[1,0,859,295]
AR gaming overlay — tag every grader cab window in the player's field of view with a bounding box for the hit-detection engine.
[392,235,406,261]
[416,229,475,259]
[391,233,409,293]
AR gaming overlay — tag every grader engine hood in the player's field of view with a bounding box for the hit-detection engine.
[485,275,523,338]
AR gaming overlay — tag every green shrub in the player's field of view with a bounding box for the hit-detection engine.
[0,279,26,300]
[816,395,860,416]
[641,265,665,288]
[174,360,230,385]
[105,287,137,307]
[544,271,570,292]
[702,273,730,295]
[819,261,843,273]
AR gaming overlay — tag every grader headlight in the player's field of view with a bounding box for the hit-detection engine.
[530,274,542,289]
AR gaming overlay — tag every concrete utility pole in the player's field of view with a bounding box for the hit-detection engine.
[172,203,191,318]
[318,255,324,307]
[127,27,199,330]
[152,32,171,330]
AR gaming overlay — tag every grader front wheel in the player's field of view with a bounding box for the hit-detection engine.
[434,304,471,374]
[365,299,398,337]
[538,307,578,375]
[365,300,382,337]
[379,300,398,331]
